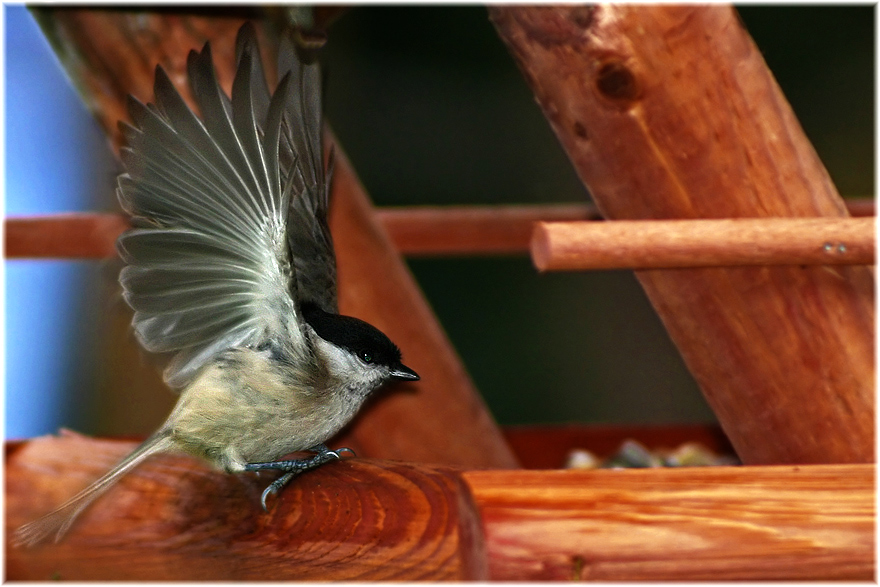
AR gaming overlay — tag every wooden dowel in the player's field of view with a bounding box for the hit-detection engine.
[466,465,874,581]
[4,205,597,259]
[377,203,600,255]
[532,217,875,271]
[5,213,128,259]
[4,198,872,259]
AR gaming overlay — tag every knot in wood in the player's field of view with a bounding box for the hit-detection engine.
[594,59,641,107]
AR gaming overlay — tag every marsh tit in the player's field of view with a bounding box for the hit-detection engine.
[15,23,418,547]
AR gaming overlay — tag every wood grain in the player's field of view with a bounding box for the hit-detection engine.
[5,434,487,580]
[491,4,875,465]
[466,465,875,581]
[7,435,872,581]
[31,7,517,469]
[533,217,875,270]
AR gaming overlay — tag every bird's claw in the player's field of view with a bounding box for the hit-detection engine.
[260,471,296,511]
[249,445,355,511]
[260,485,275,512]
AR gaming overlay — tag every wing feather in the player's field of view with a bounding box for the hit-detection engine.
[117,28,314,389]
[277,37,337,312]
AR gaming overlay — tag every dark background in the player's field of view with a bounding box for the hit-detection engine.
[5,5,874,438]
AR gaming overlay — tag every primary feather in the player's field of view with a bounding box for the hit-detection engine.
[116,23,333,390]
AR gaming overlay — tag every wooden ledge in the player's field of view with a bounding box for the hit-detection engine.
[5,435,874,581]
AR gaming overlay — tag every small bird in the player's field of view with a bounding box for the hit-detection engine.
[14,23,418,547]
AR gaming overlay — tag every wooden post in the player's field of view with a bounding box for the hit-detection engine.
[491,5,875,464]
[32,8,517,468]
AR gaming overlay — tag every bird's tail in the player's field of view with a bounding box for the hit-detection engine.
[12,431,175,547]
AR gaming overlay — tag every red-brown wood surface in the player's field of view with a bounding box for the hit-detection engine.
[31,7,517,469]
[466,465,875,581]
[6,435,487,580]
[491,4,875,465]
[533,217,875,270]
[378,203,600,255]
[6,197,871,260]
[7,435,872,581]
[5,214,129,259]
[3,205,596,260]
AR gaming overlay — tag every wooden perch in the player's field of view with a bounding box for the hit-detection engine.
[533,217,875,270]
[491,5,875,465]
[5,198,872,259]
[379,203,600,255]
[467,464,874,581]
[32,8,516,469]
[3,205,598,259]
[5,435,874,581]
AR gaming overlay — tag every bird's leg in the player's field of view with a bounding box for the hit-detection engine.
[244,443,356,510]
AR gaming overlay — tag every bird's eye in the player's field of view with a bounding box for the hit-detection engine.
[361,352,373,363]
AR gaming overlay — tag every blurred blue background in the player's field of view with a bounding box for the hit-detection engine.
[4,6,874,440]
[5,5,116,438]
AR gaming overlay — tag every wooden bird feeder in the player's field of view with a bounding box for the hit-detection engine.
[5,6,874,581]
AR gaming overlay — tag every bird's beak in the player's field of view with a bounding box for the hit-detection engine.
[390,363,420,381]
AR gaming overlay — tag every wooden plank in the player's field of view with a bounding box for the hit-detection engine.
[31,7,517,469]
[465,465,875,581]
[5,435,487,580]
[533,217,875,270]
[491,5,875,465]
[5,198,871,259]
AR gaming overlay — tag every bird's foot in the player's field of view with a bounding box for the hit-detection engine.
[244,444,356,510]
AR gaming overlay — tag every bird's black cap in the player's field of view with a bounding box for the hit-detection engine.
[301,303,419,381]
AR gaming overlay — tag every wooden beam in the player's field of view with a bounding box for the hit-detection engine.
[466,464,874,581]
[533,217,875,270]
[491,5,875,465]
[6,435,874,581]
[5,435,487,580]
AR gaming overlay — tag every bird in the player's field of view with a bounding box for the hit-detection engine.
[14,22,419,547]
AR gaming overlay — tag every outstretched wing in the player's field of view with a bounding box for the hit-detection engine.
[278,34,338,314]
[235,23,337,313]
[116,30,313,389]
